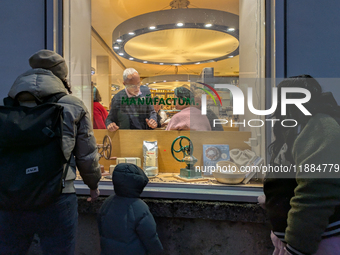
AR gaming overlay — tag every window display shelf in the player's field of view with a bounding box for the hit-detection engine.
[74,178,263,203]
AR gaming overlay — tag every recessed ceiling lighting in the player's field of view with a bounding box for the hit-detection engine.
[163,80,166,82]
[119,53,124,56]
[112,9,239,65]
[116,39,122,42]
[113,46,119,49]
[129,57,134,60]
[143,61,148,63]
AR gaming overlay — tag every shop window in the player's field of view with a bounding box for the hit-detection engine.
[66,0,267,201]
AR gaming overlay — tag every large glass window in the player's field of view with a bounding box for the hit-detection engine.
[68,0,267,200]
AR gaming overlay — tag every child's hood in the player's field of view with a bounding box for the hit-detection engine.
[112,163,149,198]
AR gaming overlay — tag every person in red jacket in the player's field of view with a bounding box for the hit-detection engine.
[93,86,108,129]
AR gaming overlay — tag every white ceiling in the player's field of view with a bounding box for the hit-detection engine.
[91,0,240,81]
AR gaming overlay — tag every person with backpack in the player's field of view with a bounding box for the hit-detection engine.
[264,75,340,255]
[0,49,101,255]
[97,163,163,255]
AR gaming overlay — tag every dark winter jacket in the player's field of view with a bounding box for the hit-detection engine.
[8,68,101,192]
[105,86,157,129]
[264,113,340,255]
[98,163,163,255]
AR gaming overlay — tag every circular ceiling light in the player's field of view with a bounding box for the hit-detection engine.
[141,74,200,87]
[112,8,239,66]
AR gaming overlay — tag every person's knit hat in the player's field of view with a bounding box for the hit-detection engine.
[29,49,68,80]
[174,86,194,98]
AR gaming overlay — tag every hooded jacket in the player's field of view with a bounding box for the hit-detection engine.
[98,163,163,255]
[264,114,340,255]
[8,68,101,192]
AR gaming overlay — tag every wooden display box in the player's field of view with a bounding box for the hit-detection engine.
[94,129,251,174]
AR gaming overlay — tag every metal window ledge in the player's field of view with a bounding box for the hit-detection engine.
[75,180,264,203]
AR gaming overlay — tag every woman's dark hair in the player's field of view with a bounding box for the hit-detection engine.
[269,74,340,164]
[62,79,72,94]
[93,86,102,102]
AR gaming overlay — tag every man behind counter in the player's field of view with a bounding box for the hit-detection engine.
[106,68,157,131]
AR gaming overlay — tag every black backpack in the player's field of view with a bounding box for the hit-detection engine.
[0,92,70,211]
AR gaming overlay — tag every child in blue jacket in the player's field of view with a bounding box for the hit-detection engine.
[98,163,163,255]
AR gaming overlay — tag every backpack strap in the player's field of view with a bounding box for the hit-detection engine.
[42,92,67,104]
[3,96,19,106]
[61,156,72,189]
[4,92,67,106]
[43,91,69,189]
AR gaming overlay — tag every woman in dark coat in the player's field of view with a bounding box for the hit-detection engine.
[264,75,340,255]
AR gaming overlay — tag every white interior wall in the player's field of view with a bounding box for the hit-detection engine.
[91,35,125,108]
[239,0,266,159]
